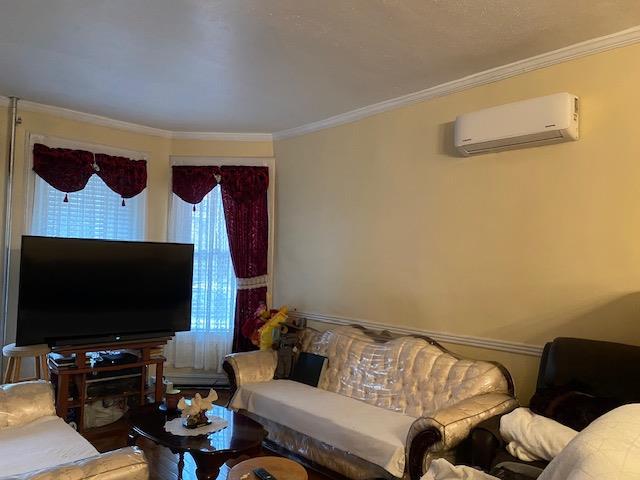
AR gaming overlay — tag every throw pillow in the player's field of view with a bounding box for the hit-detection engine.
[289,352,328,387]
[538,404,640,480]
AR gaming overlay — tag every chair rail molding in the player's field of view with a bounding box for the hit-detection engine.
[289,310,544,357]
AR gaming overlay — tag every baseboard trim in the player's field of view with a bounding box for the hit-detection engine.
[290,310,543,357]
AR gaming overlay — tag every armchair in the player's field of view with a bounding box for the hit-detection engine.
[470,337,640,473]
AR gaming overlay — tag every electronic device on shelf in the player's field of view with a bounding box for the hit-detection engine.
[49,337,167,433]
[88,350,139,367]
[15,235,194,347]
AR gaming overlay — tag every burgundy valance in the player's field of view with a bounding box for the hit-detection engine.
[32,143,147,204]
[95,154,147,204]
[171,166,221,207]
[171,165,270,208]
[32,144,95,196]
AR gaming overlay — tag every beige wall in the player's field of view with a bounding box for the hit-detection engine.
[171,138,273,158]
[0,107,273,344]
[274,43,640,402]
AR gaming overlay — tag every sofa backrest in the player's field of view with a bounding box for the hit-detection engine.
[0,381,56,429]
[303,326,513,418]
[536,337,640,403]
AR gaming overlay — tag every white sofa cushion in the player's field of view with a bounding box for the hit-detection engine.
[231,379,417,477]
[0,415,99,477]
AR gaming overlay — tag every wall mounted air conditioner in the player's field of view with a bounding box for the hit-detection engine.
[454,92,579,156]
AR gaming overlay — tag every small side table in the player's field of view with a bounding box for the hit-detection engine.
[2,343,50,383]
[228,456,308,480]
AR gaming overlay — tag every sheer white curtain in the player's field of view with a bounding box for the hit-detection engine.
[164,186,237,372]
[30,174,145,240]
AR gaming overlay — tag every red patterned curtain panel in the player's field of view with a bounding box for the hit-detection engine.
[172,164,270,351]
[171,165,220,210]
[32,143,147,204]
[220,166,269,352]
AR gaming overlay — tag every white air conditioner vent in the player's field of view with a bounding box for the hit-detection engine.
[454,93,579,156]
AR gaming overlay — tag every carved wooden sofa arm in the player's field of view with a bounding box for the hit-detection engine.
[3,447,148,480]
[406,392,518,479]
[223,350,278,396]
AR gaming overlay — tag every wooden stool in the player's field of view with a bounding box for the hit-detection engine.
[2,343,50,383]
[228,457,308,480]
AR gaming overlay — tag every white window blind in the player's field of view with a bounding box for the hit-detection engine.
[30,174,146,241]
[165,186,236,371]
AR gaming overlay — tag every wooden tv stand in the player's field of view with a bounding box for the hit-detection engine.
[48,338,169,432]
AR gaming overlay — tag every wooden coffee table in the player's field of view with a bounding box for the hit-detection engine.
[228,456,308,480]
[128,403,267,480]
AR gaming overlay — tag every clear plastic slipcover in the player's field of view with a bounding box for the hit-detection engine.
[300,326,510,419]
[0,381,148,480]
[0,380,56,428]
[3,448,148,480]
[251,413,400,479]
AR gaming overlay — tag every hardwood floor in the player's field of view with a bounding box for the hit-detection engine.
[82,388,330,480]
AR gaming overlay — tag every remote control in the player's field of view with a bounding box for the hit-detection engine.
[253,467,277,480]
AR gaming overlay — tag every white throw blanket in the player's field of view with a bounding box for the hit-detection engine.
[421,459,498,480]
[500,408,578,462]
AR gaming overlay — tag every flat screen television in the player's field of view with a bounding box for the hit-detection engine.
[16,236,194,347]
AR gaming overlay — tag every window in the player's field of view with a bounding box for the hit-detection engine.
[31,174,146,241]
[165,186,236,371]
[170,186,236,333]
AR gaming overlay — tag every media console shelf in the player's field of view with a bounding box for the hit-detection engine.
[48,337,169,432]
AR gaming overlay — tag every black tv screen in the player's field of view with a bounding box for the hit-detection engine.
[16,236,194,347]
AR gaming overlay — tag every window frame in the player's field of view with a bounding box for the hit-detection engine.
[25,133,149,240]
[168,155,276,309]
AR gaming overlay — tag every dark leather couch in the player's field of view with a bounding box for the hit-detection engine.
[470,337,640,473]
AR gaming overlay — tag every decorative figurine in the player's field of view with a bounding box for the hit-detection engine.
[177,389,218,429]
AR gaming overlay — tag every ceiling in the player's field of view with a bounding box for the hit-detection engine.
[1,1,640,133]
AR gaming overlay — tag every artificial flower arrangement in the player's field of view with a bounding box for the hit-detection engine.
[247,302,289,350]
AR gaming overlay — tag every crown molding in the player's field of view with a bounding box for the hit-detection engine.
[170,130,272,142]
[274,25,640,140]
[4,25,640,142]
[289,310,544,357]
[0,96,273,142]
[17,99,175,137]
